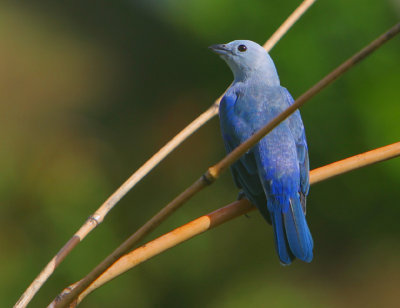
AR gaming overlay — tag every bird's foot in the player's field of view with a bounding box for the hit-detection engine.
[237,191,251,218]
[237,190,246,200]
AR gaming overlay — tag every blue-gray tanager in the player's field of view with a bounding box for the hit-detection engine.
[209,40,313,264]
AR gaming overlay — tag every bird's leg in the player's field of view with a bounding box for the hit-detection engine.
[237,191,251,218]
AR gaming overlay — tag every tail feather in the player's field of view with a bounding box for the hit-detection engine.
[282,197,313,262]
[271,211,294,265]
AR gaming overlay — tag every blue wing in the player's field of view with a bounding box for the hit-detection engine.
[281,87,310,211]
[220,92,271,223]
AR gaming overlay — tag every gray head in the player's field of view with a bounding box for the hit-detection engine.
[209,40,280,85]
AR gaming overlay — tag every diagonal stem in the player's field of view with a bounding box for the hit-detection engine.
[52,22,400,308]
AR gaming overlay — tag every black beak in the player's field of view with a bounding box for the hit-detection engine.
[208,44,231,55]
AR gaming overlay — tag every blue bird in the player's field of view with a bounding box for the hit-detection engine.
[209,40,313,264]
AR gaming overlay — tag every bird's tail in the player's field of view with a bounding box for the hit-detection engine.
[271,196,313,265]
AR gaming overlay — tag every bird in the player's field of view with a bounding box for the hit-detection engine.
[209,40,313,265]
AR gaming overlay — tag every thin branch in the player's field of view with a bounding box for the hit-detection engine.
[59,141,400,306]
[14,2,315,307]
[309,142,400,184]
[262,0,316,51]
[52,23,400,308]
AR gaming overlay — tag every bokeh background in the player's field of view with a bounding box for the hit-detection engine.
[1,0,400,307]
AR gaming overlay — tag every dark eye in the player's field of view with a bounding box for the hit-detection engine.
[238,44,247,52]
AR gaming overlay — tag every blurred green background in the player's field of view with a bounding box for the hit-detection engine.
[1,0,399,307]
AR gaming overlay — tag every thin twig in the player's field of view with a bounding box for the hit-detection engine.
[15,2,315,307]
[262,0,316,51]
[309,142,400,184]
[65,141,400,306]
[52,22,400,308]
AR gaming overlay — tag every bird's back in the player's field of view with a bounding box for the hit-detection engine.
[220,81,301,187]
[219,81,313,264]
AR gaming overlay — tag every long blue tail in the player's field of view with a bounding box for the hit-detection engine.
[271,196,313,265]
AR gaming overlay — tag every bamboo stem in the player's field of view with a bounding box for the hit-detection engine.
[15,2,315,307]
[70,141,400,305]
[76,200,254,304]
[309,142,400,184]
[52,23,400,308]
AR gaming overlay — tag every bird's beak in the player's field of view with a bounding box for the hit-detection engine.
[208,44,231,55]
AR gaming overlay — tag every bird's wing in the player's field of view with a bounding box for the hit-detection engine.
[222,131,262,196]
[220,92,269,221]
[281,87,310,212]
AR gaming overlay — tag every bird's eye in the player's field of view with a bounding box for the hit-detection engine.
[238,44,247,52]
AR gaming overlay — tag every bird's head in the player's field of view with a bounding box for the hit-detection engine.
[209,40,279,84]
